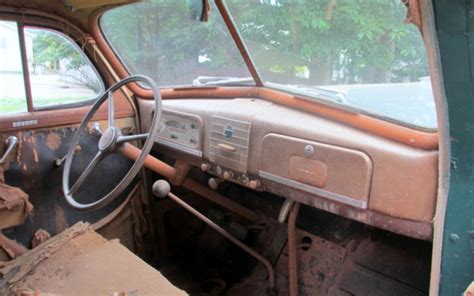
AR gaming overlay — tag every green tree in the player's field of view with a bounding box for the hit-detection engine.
[100,0,428,87]
[32,31,84,71]
[227,0,428,85]
[31,29,101,92]
[101,0,249,86]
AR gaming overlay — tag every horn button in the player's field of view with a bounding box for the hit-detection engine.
[98,127,121,152]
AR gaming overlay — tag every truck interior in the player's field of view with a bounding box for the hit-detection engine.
[0,0,453,295]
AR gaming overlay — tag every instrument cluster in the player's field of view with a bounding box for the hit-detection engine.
[156,111,202,155]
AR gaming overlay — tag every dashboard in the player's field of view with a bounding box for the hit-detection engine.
[142,98,438,240]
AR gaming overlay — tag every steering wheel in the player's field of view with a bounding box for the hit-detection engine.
[62,75,161,211]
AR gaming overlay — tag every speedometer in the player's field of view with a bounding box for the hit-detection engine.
[157,112,201,149]
[165,119,187,132]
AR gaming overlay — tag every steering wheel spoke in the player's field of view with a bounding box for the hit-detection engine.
[62,75,161,211]
[117,133,149,144]
[68,152,104,195]
[108,91,115,128]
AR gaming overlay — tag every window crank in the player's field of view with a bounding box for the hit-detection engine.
[0,136,19,164]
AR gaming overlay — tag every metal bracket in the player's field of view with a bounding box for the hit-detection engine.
[91,122,103,136]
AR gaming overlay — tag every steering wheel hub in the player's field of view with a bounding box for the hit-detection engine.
[98,127,120,151]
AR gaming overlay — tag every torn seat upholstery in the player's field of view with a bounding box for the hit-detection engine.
[0,171,32,230]
[0,222,186,295]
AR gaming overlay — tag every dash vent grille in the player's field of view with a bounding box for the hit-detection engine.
[209,116,251,173]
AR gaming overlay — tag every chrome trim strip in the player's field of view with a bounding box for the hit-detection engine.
[258,170,367,209]
[156,138,203,157]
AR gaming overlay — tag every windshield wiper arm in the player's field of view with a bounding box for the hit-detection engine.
[295,85,348,104]
[266,82,349,104]
[193,76,255,86]
[192,77,347,104]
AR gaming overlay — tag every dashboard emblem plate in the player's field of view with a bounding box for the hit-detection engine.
[223,124,234,140]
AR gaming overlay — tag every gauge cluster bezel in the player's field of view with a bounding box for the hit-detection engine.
[155,109,203,157]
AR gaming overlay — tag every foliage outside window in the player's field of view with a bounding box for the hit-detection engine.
[26,27,103,109]
[226,0,436,129]
[100,0,253,87]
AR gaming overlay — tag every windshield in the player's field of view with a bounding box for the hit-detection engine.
[226,0,436,129]
[100,0,253,87]
[100,0,436,130]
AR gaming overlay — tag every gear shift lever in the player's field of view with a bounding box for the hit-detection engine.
[152,179,171,198]
[151,179,275,290]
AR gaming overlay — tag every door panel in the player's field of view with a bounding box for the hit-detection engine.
[0,15,142,252]
[1,117,136,247]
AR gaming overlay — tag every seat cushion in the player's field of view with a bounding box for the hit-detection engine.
[0,222,186,295]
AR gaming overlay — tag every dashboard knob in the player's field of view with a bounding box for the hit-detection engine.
[239,175,249,185]
[152,180,171,198]
[201,163,211,172]
[223,171,234,180]
[304,144,314,157]
[216,166,223,175]
[208,178,223,190]
[249,180,261,190]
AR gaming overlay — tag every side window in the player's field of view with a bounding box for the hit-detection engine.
[0,21,103,115]
[0,21,28,113]
[25,27,103,109]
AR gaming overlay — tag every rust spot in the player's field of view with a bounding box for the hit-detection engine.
[45,133,62,151]
[32,148,39,163]
[54,205,68,234]
[16,132,22,163]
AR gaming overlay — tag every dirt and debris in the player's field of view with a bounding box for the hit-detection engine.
[54,205,68,234]
[227,229,347,295]
[0,222,186,296]
[0,167,32,230]
[31,229,51,249]
[0,233,28,260]
[0,222,91,295]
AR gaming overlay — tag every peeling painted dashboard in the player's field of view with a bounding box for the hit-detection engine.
[140,98,438,240]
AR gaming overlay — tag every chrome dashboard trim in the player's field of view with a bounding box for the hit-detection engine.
[156,138,203,157]
[258,170,368,209]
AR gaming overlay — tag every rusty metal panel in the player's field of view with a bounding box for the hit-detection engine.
[1,124,134,247]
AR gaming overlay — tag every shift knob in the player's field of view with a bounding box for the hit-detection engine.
[152,179,171,198]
